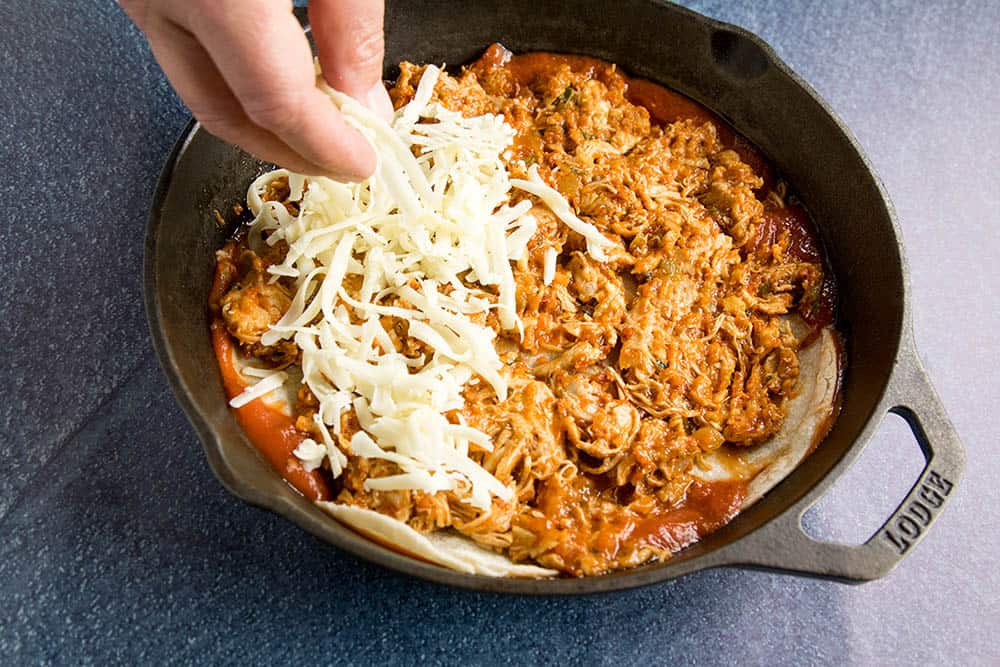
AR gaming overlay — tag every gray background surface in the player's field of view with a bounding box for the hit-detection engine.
[1,0,997,664]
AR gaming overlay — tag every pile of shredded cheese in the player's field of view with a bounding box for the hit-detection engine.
[232,66,609,510]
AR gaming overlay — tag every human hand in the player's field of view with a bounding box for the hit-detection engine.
[121,0,392,180]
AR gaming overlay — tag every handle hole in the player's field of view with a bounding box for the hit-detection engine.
[801,413,926,544]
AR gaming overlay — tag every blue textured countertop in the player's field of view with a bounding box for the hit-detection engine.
[2,1,997,663]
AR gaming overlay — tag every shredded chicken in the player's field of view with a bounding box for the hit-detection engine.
[219,249,298,368]
[216,46,831,576]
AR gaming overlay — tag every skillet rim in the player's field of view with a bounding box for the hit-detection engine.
[143,1,925,594]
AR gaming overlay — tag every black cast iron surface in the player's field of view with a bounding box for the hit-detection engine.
[1,0,996,662]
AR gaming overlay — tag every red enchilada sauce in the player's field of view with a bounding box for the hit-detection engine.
[519,477,744,575]
[209,242,329,501]
[210,46,838,572]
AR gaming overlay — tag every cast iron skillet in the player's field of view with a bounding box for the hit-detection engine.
[144,0,965,594]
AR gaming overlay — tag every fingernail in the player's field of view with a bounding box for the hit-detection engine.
[320,159,373,183]
[363,82,395,124]
[320,170,358,182]
[322,144,377,183]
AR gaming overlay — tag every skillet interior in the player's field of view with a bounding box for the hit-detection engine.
[145,0,905,593]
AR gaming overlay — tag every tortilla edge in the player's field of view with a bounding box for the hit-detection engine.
[317,502,559,578]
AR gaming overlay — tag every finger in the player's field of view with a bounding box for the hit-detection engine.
[172,0,377,179]
[309,0,393,121]
[142,14,351,177]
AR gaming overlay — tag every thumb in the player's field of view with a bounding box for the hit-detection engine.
[309,0,393,122]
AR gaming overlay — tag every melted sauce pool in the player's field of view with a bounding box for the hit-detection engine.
[629,480,745,553]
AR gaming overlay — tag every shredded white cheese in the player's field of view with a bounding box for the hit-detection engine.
[511,165,613,260]
[292,438,327,472]
[543,247,557,286]
[229,370,288,408]
[249,66,603,510]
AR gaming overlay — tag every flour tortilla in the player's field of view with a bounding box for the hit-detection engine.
[690,325,840,508]
[317,502,559,577]
[314,325,839,578]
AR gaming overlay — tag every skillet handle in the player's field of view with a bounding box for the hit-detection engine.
[733,354,964,582]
